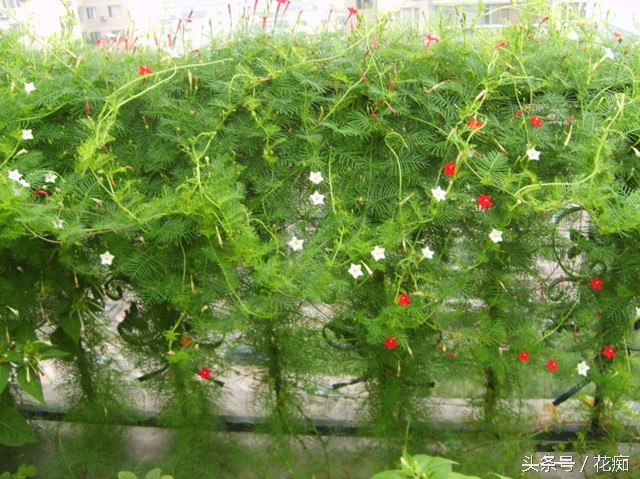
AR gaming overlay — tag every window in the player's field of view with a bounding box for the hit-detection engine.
[398,8,420,24]
[85,31,101,43]
[356,0,373,9]
[108,5,121,18]
[482,4,519,26]
[78,7,98,21]
[560,2,587,18]
[2,0,22,8]
[433,4,507,26]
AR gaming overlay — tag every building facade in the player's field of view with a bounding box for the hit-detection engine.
[0,0,603,43]
[377,0,593,28]
[74,0,131,43]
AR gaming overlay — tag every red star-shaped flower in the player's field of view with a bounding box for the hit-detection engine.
[197,367,212,379]
[276,0,287,4]
[546,359,558,372]
[518,351,530,362]
[383,336,398,350]
[530,115,543,127]
[514,109,524,117]
[466,117,483,131]
[138,65,153,75]
[347,7,358,16]
[602,346,616,360]
[424,33,439,48]
[476,194,493,209]
[397,293,411,307]
[590,276,603,291]
[443,161,456,176]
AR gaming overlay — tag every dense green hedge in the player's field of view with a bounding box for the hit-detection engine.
[1,4,639,470]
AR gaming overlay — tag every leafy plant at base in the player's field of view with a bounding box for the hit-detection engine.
[117,469,173,479]
[370,450,511,479]
[0,465,37,479]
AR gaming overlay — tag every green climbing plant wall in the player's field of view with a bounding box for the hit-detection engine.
[1,3,639,475]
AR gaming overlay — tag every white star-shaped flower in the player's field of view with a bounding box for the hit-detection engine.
[309,171,324,184]
[100,251,114,265]
[604,48,615,60]
[24,82,36,94]
[526,147,540,161]
[489,228,503,243]
[431,186,447,202]
[371,246,385,261]
[8,169,22,181]
[44,172,57,183]
[287,236,304,251]
[22,129,33,140]
[309,191,325,205]
[51,219,65,229]
[348,263,363,279]
[17,178,30,188]
[577,361,590,377]
[422,246,434,259]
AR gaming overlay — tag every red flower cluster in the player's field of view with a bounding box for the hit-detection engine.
[602,346,616,359]
[397,293,411,307]
[476,194,493,209]
[466,117,483,131]
[443,161,456,176]
[424,34,439,48]
[530,115,543,127]
[383,336,398,350]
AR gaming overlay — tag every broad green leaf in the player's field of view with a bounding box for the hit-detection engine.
[0,404,38,447]
[50,328,81,359]
[59,314,82,344]
[369,471,405,479]
[16,367,45,404]
[16,465,38,477]
[421,455,457,479]
[145,469,162,479]
[38,346,71,361]
[0,363,10,396]
[117,472,138,479]
[420,455,458,470]
[449,473,482,479]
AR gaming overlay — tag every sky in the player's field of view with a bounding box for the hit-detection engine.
[592,0,640,34]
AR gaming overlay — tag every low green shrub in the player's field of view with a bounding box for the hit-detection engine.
[370,451,511,479]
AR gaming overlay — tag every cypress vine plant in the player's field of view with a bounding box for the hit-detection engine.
[0,3,639,468]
